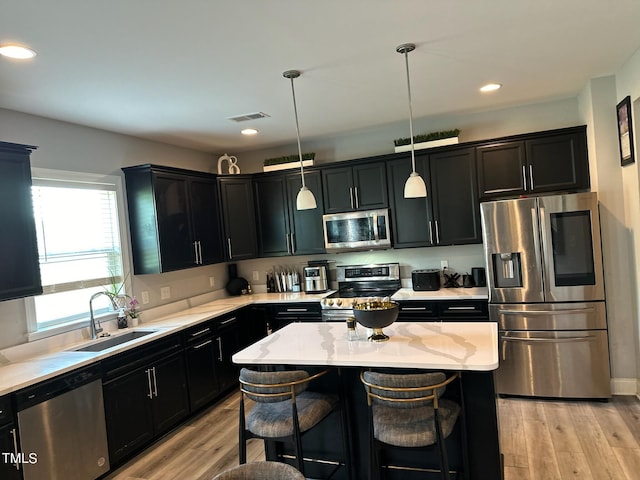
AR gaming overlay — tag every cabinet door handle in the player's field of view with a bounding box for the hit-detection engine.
[401,306,428,311]
[146,368,153,399]
[428,221,434,244]
[290,232,296,254]
[11,428,19,470]
[227,238,233,259]
[435,220,440,244]
[193,339,213,349]
[198,241,203,264]
[190,327,211,337]
[529,165,535,190]
[354,186,359,209]
[286,308,308,312]
[217,337,223,362]
[349,187,354,209]
[193,241,199,264]
[220,316,236,325]
[152,367,158,398]
[286,233,291,254]
[447,306,478,310]
[522,165,528,191]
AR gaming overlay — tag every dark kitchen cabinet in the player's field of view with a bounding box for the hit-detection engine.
[477,126,589,199]
[397,300,488,322]
[122,165,224,274]
[322,161,387,213]
[268,303,322,332]
[387,147,481,247]
[184,322,219,412]
[214,313,242,392]
[102,337,189,465]
[254,170,325,257]
[428,147,481,245]
[0,142,42,301]
[218,176,258,260]
[0,395,21,480]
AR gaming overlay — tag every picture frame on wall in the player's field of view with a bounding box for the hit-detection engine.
[616,95,635,166]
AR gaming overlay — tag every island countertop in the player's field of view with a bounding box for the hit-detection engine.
[232,321,498,371]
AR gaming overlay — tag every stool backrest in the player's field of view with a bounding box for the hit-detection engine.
[239,368,310,403]
[362,371,458,409]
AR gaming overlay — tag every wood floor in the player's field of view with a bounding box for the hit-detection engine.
[105,392,640,480]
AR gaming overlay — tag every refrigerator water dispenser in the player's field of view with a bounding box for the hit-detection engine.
[492,252,523,288]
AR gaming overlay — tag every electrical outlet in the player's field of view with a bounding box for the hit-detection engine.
[252,271,260,281]
[441,260,449,270]
[141,291,150,304]
[160,286,171,300]
[209,276,215,287]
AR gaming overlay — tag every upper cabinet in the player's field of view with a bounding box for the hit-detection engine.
[122,165,224,274]
[253,170,325,257]
[322,161,388,213]
[218,176,258,261]
[0,142,42,301]
[387,147,481,248]
[477,126,589,200]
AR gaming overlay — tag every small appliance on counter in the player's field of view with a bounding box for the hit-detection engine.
[226,263,249,296]
[303,260,329,293]
[471,267,486,287]
[411,269,440,291]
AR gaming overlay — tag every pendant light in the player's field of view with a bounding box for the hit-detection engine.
[283,69,317,210]
[396,43,427,198]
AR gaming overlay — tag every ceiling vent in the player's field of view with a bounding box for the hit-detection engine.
[227,112,270,122]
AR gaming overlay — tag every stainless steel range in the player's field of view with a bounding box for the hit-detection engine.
[320,263,401,322]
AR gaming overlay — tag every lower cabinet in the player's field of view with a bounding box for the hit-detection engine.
[0,420,21,480]
[268,303,322,332]
[184,323,220,412]
[102,339,189,466]
[397,300,488,322]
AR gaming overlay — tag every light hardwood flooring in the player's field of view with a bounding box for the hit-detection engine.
[105,392,640,480]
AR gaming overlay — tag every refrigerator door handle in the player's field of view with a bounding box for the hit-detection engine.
[497,307,595,315]
[501,335,598,343]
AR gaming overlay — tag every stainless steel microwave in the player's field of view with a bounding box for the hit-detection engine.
[322,208,391,252]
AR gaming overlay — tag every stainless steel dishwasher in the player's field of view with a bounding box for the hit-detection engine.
[15,364,110,480]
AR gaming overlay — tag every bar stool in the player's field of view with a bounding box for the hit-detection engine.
[239,367,351,478]
[360,370,465,480]
[213,461,305,480]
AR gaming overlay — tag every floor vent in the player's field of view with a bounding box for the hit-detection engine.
[227,112,270,122]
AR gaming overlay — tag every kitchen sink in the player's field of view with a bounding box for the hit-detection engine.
[73,330,157,352]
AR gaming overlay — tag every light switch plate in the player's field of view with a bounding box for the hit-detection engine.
[209,276,215,287]
[141,291,150,304]
[160,286,171,300]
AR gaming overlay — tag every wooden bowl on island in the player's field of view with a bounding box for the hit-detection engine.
[352,300,399,342]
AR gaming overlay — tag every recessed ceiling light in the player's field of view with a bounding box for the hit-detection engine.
[0,44,37,59]
[480,83,502,93]
[241,128,258,135]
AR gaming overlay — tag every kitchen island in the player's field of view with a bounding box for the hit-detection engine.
[233,322,502,480]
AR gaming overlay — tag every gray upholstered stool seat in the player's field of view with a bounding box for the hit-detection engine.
[361,370,464,480]
[239,368,350,478]
[247,390,337,437]
[212,461,305,480]
[372,398,460,447]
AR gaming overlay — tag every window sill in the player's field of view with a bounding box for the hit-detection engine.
[27,313,116,342]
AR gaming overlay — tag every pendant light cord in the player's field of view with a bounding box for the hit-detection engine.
[403,50,417,175]
[289,76,307,189]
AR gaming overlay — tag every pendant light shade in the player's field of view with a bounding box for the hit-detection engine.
[396,43,428,198]
[283,69,317,210]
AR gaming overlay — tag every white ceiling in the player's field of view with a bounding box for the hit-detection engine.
[2,1,640,153]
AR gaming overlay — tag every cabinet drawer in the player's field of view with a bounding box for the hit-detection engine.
[102,335,183,380]
[271,303,321,317]
[397,301,438,320]
[437,301,488,320]
[183,322,214,344]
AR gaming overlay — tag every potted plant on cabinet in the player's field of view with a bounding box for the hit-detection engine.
[263,152,315,172]
[393,129,460,153]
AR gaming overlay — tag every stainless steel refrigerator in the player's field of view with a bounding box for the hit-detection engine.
[481,192,611,399]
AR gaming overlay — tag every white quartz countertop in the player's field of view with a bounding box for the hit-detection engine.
[0,289,491,396]
[232,321,498,371]
[391,287,488,301]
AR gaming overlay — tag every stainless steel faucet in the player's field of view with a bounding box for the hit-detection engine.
[89,292,116,339]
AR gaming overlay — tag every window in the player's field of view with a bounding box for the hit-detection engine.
[26,169,130,334]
